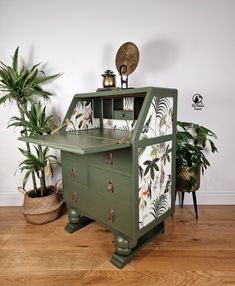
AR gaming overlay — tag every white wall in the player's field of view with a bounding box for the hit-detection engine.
[0,0,234,205]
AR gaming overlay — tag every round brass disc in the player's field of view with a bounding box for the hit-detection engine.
[115,42,139,76]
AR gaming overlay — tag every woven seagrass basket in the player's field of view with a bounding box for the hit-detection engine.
[19,186,63,224]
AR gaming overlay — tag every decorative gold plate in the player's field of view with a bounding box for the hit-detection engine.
[115,42,139,76]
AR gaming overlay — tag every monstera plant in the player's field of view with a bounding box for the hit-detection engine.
[0,47,62,224]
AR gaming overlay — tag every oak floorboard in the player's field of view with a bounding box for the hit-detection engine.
[82,270,235,286]
[0,206,235,285]
[0,271,85,286]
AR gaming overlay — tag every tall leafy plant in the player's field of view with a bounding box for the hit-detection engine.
[0,47,59,194]
[9,102,59,196]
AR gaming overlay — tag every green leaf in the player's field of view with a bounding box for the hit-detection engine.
[209,139,218,153]
[12,47,19,74]
[144,165,150,176]
[22,170,31,189]
[75,113,83,119]
[33,73,60,86]
[18,148,31,158]
[159,116,166,128]
[0,93,11,105]
[150,167,155,180]
[143,160,152,165]
[152,163,159,171]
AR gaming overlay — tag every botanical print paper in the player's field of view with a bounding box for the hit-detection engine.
[66,100,136,132]
[140,97,173,140]
[139,141,172,229]
[66,100,99,131]
[103,119,135,131]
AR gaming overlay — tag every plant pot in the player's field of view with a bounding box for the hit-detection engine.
[102,76,116,88]
[176,166,201,192]
[20,185,63,224]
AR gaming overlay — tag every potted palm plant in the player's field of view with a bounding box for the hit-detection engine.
[176,121,218,218]
[0,47,62,224]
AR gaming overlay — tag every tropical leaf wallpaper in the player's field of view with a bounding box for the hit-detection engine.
[66,100,136,132]
[66,100,100,131]
[139,141,172,229]
[140,97,173,140]
[103,119,135,131]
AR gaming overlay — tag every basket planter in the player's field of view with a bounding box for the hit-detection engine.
[20,186,63,224]
[176,166,201,192]
[175,166,201,219]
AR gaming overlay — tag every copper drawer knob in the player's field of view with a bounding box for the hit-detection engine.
[106,152,113,165]
[70,168,76,178]
[107,180,113,193]
[108,209,115,222]
[72,192,77,202]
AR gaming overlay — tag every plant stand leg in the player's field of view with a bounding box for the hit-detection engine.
[192,192,198,219]
[65,206,93,233]
[181,192,185,208]
[111,221,164,268]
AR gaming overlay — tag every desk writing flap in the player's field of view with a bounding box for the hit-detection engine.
[18,129,131,155]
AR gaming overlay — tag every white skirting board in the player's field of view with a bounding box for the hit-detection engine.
[0,193,24,206]
[0,190,235,206]
[175,190,235,205]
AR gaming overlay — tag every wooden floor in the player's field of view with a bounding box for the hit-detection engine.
[0,205,235,286]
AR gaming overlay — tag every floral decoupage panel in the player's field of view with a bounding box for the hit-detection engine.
[103,119,135,131]
[139,141,172,229]
[66,100,100,131]
[140,97,173,140]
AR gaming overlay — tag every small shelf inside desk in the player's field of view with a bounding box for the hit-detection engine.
[92,94,145,120]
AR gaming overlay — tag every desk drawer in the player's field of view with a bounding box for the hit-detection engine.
[63,179,90,212]
[87,148,132,175]
[93,195,133,238]
[62,159,88,186]
[63,180,133,237]
[88,167,131,203]
[62,149,132,175]
[113,110,134,120]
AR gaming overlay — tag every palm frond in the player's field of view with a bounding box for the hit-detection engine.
[156,97,170,119]
[150,194,169,218]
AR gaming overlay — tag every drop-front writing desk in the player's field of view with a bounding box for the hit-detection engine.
[20,87,178,268]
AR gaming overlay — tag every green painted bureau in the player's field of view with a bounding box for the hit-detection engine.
[20,87,178,268]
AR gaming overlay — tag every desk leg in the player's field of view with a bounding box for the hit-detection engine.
[111,221,164,268]
[65,206,93,233]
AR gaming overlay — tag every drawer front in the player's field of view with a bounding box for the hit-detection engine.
[62,159,88,186]
[92,194,133,238]
[113,110,134,120]
[88,167,131,203]
[63,180,94,214]
[62,151,89,165]
[62,149,132,175]
[87,149,132,175]
[63,179,133,238]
